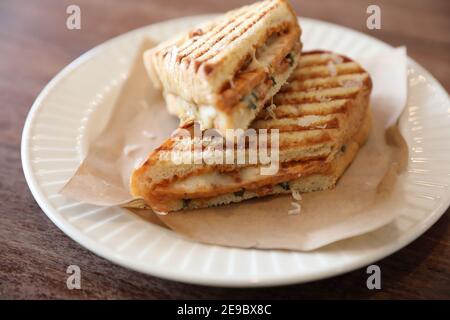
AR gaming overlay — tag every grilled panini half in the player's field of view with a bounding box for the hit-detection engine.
[131,51,372,212]
[144,0,302,132]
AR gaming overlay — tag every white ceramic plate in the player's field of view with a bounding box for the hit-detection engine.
[22,16,450,287]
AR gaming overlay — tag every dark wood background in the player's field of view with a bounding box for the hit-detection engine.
[1,0,449,299]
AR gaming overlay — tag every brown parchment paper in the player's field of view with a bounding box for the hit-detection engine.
[61,39,409,251]
[61,39,179,206]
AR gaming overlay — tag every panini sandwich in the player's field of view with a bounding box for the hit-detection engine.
[144,0,302,133]
[131,51,372,212]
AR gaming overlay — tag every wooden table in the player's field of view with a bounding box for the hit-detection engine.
[1,0,449,299]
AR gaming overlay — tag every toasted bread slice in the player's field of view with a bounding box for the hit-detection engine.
[145,0,302,132]
[130,51,372,212]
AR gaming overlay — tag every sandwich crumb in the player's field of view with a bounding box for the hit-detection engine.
[142,130,157,139]
[288,189,303,215]
[291,190,302,201]
[288,202,301,215]
[123,144,140,156]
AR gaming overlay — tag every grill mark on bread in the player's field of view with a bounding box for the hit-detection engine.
[151,153,331,190]
[252,117,340,132]
[274,87,361,105]
[257,100,350,119]
[186,4,261,58]
[176,14,245,61]
[199,19,290,66]
[181,0,273,64]
[173,23,216,57]
[298,52,353,67]
[176,5,254,60]
[290,62,363,81]
[280,73,369,93]
[193,7,277,72]
[208,23,291,87]
[192,1,277,61]
[182,2,284,74]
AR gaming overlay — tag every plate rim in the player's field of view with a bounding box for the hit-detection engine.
[21,15,450,287]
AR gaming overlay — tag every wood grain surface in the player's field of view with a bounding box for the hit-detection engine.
[0,0,449,299]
